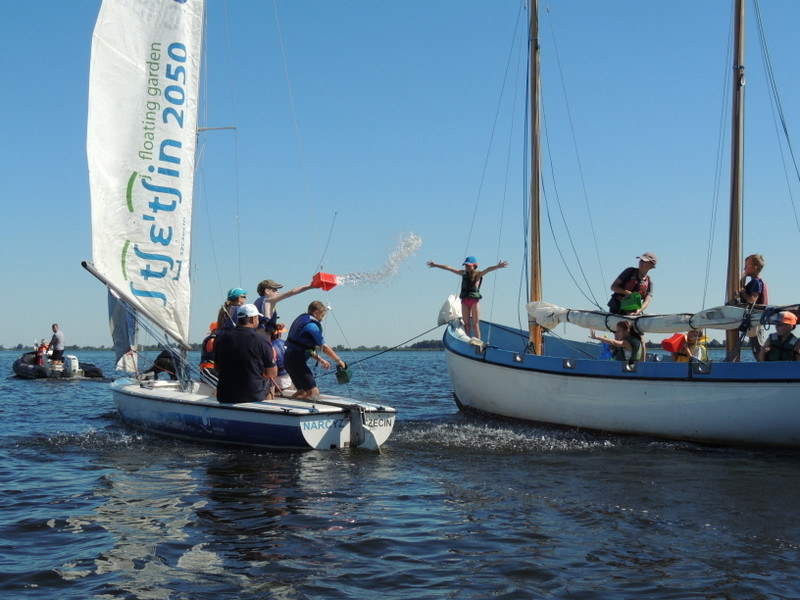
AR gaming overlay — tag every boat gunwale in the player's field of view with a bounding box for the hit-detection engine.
[111,378,397,416]
[443,321,800,384]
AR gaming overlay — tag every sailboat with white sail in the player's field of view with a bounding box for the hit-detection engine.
[83,0,395,450]
[440,0,800,447]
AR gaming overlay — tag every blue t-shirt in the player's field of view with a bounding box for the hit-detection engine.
[214,327,275,403]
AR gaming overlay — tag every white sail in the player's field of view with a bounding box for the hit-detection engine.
[87,0,205,347]
[528,301,764,333]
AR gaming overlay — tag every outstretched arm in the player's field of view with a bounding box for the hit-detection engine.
[476,260,508,278]
[271,282,314,305]
[427,260,462,275]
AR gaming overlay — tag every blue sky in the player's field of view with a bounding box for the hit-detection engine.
[2,1,800,349]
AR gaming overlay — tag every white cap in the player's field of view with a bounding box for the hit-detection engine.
[238,304,259,319]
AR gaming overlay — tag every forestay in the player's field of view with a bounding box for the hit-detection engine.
[87,0,204,347]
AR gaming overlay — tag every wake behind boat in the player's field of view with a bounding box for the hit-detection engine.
[440,0,800,448]
[84,0,395,450]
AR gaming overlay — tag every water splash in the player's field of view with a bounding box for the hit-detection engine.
[336,232,423,287]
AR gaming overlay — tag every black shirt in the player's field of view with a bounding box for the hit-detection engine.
[214,326,276,403]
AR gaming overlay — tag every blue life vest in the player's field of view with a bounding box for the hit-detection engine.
[286,314,322,353]
[254,296,278,331]
[272,339,287,375]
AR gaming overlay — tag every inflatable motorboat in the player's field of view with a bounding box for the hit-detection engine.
[12,352,105,380]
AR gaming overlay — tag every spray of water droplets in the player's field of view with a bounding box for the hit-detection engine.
[336,232,423,287]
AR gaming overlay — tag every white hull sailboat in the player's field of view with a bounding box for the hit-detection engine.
[84,0,395,450]
[441,1,800,447]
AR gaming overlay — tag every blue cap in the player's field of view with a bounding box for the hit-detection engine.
[227,287,247,301]
[463,256,478,265]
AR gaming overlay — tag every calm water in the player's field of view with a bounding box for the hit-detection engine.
[2,349,799,599]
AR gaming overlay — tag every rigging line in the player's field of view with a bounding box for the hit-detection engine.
[487,11,528,343]
[702,4,735,311]
[197,11,225,302]
[316,212,337,273]
[538,326,599,360]
[463,1,526,256]
[543,5,606,290]
[221,0,243,285]
[318,306,378,398]
[540,100,602,308]
[753,0,800,234]
[272,0,322,262]
[518,82,532,329]
[322,322,446,372]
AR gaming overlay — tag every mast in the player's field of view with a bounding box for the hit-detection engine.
[528,0,543,355]
[725,0,746,358]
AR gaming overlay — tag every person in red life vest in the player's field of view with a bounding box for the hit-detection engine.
[199,322,219,388]
[34,339,48,366]
[426,256,508,341]
[607,253,656,316]
[758,311,800,362]
[739,253,768,358]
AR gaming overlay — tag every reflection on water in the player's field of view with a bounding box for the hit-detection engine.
[2,351,800,599]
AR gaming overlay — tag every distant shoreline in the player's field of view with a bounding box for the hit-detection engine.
[0,338,739,353]
[1,339,447,353]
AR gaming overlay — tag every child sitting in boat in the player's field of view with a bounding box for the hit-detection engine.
[758,311,800,362]
[668,329,708,363]
[589,322,643,364]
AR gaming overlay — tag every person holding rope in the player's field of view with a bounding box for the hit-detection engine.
[284,301,346,400]
[427,256,508,341]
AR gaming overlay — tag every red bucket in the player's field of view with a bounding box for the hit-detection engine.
[311,272,338,291]
[661,333,685,353]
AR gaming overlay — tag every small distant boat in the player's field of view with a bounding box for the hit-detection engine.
[12,352,105,381]
[83,0,395,450]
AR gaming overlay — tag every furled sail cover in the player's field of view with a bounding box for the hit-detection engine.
[528,301,764,333]
[87,0,205,347]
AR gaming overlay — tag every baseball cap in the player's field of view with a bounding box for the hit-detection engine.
[227,287,247,301]
[637,252,658,267]
[237,304,259,319]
